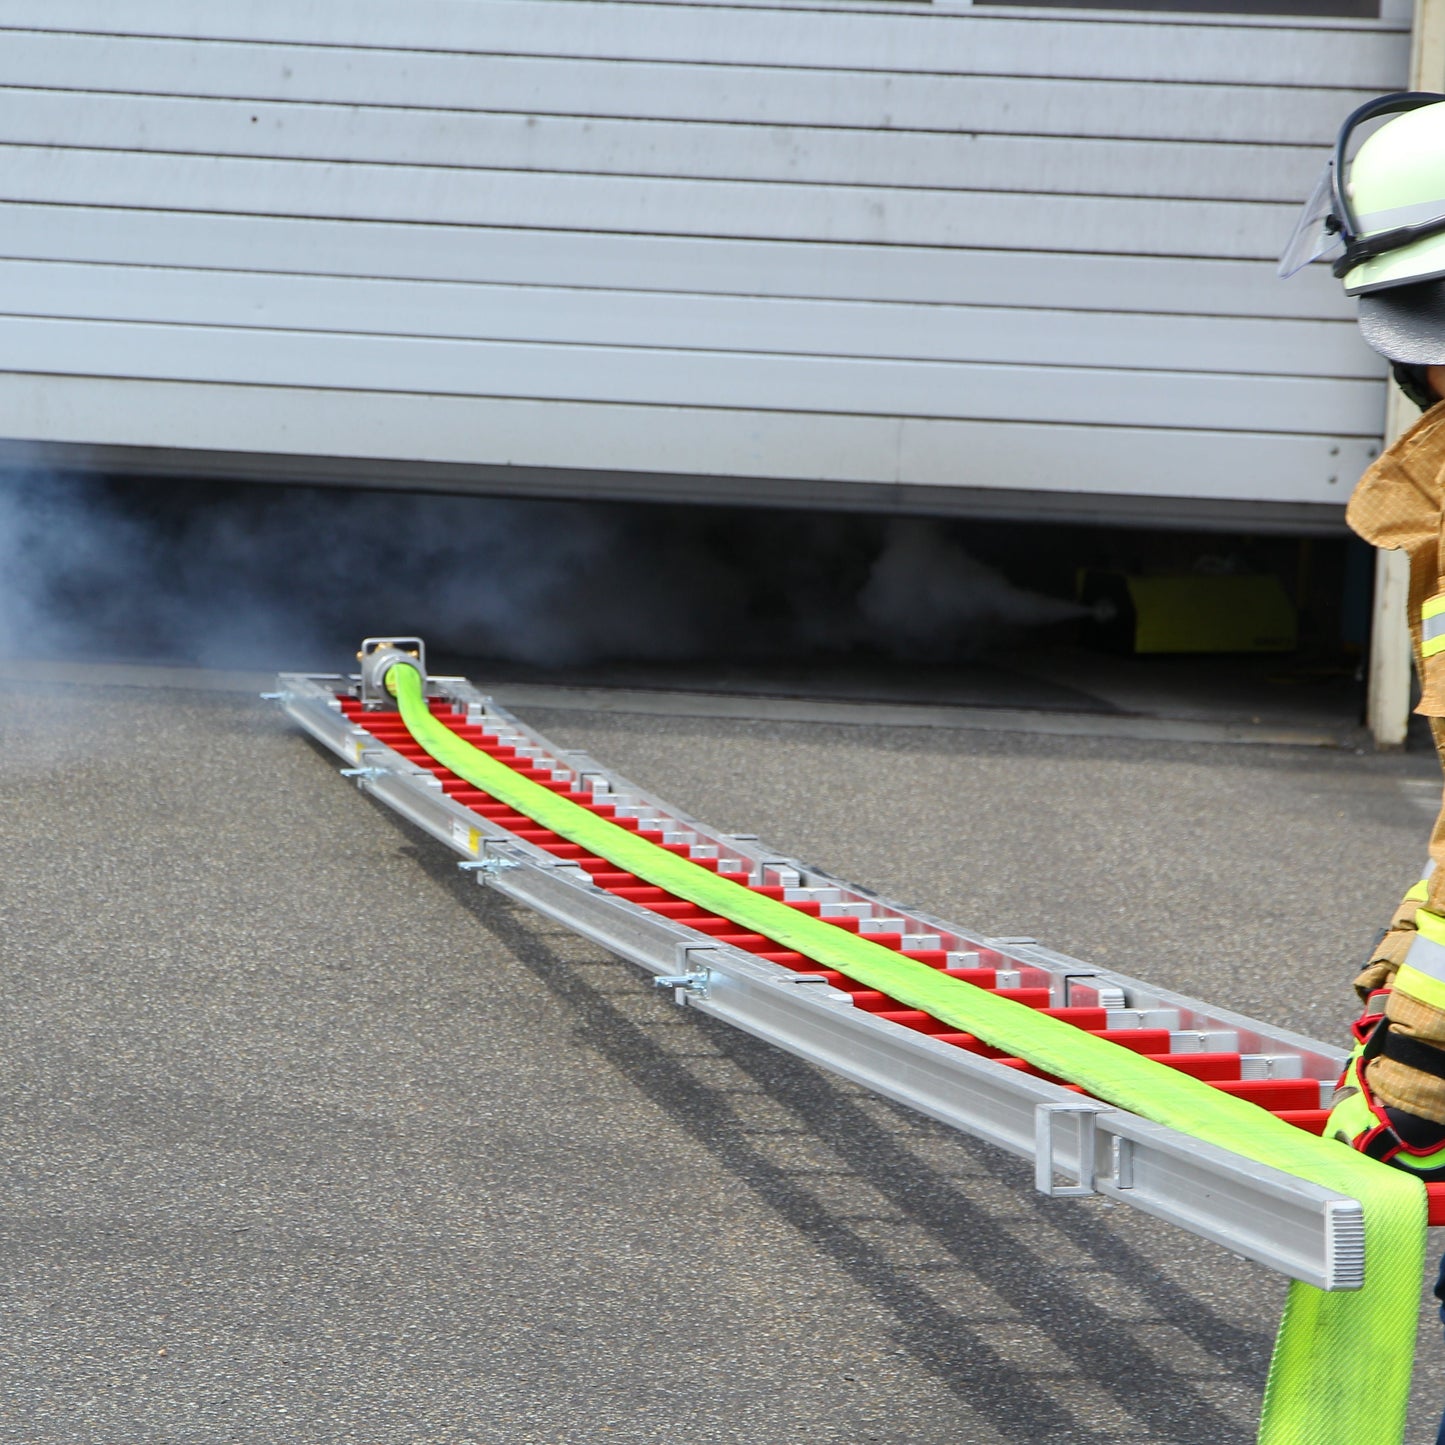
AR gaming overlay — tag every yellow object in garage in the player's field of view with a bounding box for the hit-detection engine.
[1081,571,1297,654]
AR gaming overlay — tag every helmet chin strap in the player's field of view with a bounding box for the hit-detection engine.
[1392,361,1441,410]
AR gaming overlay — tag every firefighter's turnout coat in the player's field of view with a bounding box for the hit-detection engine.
[1350,402,1445,1120]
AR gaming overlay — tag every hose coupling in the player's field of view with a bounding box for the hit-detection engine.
[358,636,427,708]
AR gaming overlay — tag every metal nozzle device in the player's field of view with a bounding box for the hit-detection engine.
[357,636,427,707]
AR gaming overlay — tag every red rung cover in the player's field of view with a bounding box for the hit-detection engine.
[997,1058,1072,1087]
[712,933,782,954]
[806,969,859,989]
[445,789,493,805]
[1429,1185,1445,1226]
[1144,1052,1242,1083]
[641,901,715,920]
[755,951,810,968]
[848,991,910,1012]
[933,1033,1003,1057]
[873,1010,954,1035]
[670,916,742,935]
[1085,1029,1173,1055]
[1212,1078,1322,1110]
[1040,1007,1109,1028]
[1273,1108,1330,1135]
[993,988,1052,1008]
[940,968,998,987]
[901,951,949,968]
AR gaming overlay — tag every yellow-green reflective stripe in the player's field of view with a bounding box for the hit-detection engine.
[1395,962,1445,1012]
[1407,879,1430,903]
[1400,910,1445,1008]
[1415,908,1445,948]
[1423,596,1445,656]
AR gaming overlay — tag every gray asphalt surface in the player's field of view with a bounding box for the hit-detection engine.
[2,670,1444,1443]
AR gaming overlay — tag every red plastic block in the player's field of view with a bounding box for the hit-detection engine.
[1273,1108,1330,1135]
[1212,1078,1322,1110]
[1145,1052,1242,1083]
[712,933,783,954]
[932,1033,1001,1057]
[940,968,999,987]
[873,1009,954,1035]
[1040,1007,1109,1029]
[1083,1029,1174,1056]
[993,988,1052,1008]
[1429,1185,1445,1226]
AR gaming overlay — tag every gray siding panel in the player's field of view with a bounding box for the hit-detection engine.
[0,146,1311,258]
[0,373,1376,505]
[0,1,1408,87]
[0,315,1381,434]
[0,32,1392,144]
[0,202,1352,319]
[0,89,1328,203]
[0,259,1371,377]
[0,0,1407,515]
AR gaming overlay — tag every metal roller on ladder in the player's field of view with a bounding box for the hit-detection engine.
[267,639,1445,1300]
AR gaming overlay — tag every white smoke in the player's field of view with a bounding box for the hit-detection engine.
[858,519,1088,660]
[0,472,1085,671]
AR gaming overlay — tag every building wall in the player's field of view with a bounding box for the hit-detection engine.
[0,0,1412,525]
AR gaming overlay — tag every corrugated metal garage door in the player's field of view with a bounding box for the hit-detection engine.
[0,0,1411,526]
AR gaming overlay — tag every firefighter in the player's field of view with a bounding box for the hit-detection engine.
[1281,94,1445,1441]
[1282,92,1445,1441]
[1279,92,1445,1174]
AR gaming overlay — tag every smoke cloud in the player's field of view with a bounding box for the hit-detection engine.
[0,471,1085,672]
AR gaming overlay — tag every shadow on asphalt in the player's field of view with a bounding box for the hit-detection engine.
[401,826,1272,1445]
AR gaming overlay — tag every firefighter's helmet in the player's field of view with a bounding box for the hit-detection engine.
[1280,92,1445,368]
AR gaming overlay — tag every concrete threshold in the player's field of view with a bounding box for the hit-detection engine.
[490,682,1359,749]
[3,657,1361,749]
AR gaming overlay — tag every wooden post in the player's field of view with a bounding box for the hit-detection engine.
[1367,0,1445,746]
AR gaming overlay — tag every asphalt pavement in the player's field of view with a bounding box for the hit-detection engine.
[2,665,1444,1443]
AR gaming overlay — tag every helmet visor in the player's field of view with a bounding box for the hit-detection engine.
[1277,161,1344,278]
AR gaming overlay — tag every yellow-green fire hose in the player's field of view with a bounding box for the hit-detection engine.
[387,660,1425,1444]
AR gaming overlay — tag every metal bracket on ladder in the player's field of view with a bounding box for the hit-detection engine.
[654,942,715,998]
[1035,1101,1106,1198]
